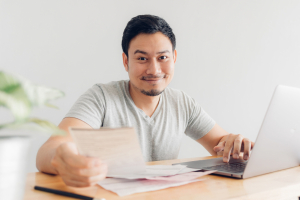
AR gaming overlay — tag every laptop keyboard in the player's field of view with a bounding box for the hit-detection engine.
[203,162,246,174]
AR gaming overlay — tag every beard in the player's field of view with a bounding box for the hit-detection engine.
[140,88,164,96]
[130,81,165,96]
[139,75,166,96]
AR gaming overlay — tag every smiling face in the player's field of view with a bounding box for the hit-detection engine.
[122,32,177,96]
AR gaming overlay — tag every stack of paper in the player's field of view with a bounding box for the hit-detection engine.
[98,165,215,196]
[108,164,187,179]
[70,127,215,196]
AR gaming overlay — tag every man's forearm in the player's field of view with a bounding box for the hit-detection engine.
[197,124,229,155]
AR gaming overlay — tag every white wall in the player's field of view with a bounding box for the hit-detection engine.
[1,0,300,172]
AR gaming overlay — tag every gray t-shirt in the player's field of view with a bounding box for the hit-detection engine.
[65,80,215,162]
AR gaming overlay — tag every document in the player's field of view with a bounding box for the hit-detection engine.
[107,165,210,179]
[98,178,201,196]
[146,170,216,181]
[69,127,146,176]
[108,164,188,179]
[176,166,203,174]
[98,170,216,196]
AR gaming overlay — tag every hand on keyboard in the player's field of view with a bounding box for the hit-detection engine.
[213,134,254,163]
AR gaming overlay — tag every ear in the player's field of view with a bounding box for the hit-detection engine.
[122,52,129,72]
[173,49,177,64]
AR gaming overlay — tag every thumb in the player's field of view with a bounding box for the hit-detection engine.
[213,140,226,152]
[59,142,98,168]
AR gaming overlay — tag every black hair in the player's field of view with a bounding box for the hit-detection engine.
[122,15,176,57]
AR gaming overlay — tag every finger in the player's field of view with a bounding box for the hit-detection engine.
[63,167,107,187]
[62,177,97,187]
[223,134,236,162]
[56,142,96,168]
[51,150,68,173]
[60,148,101,168]
[213,141,226,152]
[217,150,224,156]
[251,141,255,149]
[243,138,251,160]
[78,163,107,177]
[58,164,107,187]
[69,171,107,185]
[56,142,78,156]
[60,164,107,187]
[67,163,108,177]
[51,154,78,179]
[232,134,243,159]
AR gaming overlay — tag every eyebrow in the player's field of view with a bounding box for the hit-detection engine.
[134,50,170,55]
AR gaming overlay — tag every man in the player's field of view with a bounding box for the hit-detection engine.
[36,15,254,187]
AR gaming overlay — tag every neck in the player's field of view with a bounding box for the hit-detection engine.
[128,81,160,117]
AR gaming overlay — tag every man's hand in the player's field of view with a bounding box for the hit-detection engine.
[51,142,107,187]
[213,134,254,163]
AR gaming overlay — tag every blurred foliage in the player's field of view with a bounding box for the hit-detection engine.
[0,71,65,135]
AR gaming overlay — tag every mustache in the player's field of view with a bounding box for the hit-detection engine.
[141,75,166,80]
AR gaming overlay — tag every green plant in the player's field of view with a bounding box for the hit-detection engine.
[0,71,65,135]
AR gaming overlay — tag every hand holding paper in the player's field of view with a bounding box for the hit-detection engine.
[69,127,146,176]
[51,142,107,187]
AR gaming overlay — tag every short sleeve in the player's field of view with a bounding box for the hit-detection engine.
[184,98,216,140]
[64,84,106,129]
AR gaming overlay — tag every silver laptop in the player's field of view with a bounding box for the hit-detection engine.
[174,85,300,179]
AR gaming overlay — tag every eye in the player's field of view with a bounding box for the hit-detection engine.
[138,57,147,61]
[159,56,167,60]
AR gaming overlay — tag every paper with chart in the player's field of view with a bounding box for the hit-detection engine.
[98,170,216,196]
[108,164,188,179]
[145,170,216,181]
[69,127,146,176]
[98,178,202,196]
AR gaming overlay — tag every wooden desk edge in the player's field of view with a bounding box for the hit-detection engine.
[24,156,221,199]
[25,155,300,200]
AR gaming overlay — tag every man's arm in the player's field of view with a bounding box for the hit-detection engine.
[36,117,89,174]
[196,123,254,162]
[36,117,107,187]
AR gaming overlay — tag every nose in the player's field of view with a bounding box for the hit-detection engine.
[146,59,161,75]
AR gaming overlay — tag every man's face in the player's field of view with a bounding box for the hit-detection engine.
[122,32,177,96]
